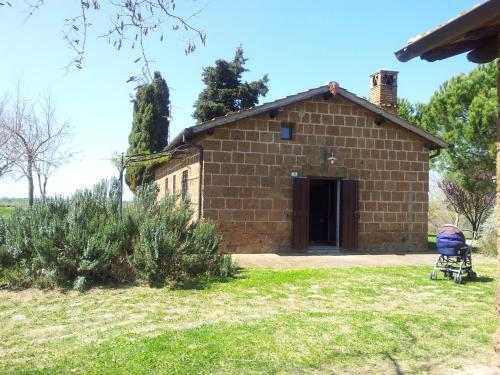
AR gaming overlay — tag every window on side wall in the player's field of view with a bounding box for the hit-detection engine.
[280,123,294,140]
[165,177,168,195]
[173,174,176,193]
[181,170,188,201]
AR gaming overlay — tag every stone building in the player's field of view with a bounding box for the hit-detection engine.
[154,70,447,253]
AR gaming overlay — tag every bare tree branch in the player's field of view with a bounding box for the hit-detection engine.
[1,85,75,205]
[439,178,495,237]
[0,96,19,177]
[19,0,207,82]
[32,94,76,199]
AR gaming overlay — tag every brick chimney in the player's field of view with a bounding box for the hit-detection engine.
[369,69,398,113]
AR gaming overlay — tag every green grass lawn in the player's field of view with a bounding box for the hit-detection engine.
[0,263,497,374]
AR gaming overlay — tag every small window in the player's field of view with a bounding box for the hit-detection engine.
[165,177,169,195]
[280,123,294,140]
[181,170,188,201]
[173,175,176,193]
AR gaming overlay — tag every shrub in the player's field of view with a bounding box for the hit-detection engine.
[130,185,233,286]
[478,208,496,257]
[2,180,135,290]
[0,218,15,287]
[1,180,233,290]
[0,218,13,268]
[478,230,496,257]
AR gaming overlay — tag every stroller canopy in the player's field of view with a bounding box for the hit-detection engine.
[436,224,466,251]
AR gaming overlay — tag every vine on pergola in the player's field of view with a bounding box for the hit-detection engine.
[113,149,172,212]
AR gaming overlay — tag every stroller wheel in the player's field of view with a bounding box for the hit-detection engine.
[430,270,437,280]
[468,271,477,281]
[454,273,463,284]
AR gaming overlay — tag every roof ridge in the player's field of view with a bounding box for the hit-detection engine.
[165,83,447,151]
[195,84,329,127]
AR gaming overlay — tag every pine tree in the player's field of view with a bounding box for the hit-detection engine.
[420,63,496,193]
[193,47,269,123]
[125,72,170,192]
[398,63,497,194]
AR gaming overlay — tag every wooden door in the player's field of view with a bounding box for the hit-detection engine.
[341,180,359,249]
[292,177,310,251]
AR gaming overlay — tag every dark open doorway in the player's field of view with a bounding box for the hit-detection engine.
[292,178,358,251]
[309,179,340,247]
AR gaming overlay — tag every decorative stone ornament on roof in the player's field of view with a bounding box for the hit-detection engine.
[328,81,340,96]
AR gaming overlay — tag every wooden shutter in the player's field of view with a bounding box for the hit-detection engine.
[292,177,310,251]
[341,180,359,249]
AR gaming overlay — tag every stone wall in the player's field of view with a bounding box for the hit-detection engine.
[193,94,429,253]
[155,148,201,216]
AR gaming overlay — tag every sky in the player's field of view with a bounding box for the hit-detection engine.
[0,0,480,200]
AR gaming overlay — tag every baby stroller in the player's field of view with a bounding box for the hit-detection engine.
[430,224,477,284]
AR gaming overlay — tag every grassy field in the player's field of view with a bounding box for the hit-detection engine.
[0,262,497,374]
[0,206,14,218]
[0,198,27,219]
[0,198,28,206]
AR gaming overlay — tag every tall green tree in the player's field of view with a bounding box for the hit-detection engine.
[397,97,425,125]
[400,63,496,194]
[193,47,269,123]
[125,72,170,192]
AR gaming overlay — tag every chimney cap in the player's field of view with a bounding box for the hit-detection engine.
[369,69,398,113]
[370,69,399,77]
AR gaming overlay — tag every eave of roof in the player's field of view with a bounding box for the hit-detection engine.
[395,0,500,62]
[165,84,448,151]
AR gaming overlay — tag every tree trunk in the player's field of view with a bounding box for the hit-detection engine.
[27,157,34,207]
[27,175,34,207]
[36,170,44,200]
[36,168,48,200]
[471,222,479,241]
[494,38,500,355]
[42,177,47,199]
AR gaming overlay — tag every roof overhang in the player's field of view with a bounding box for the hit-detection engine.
[395,0,500,63]
[165,84,448,152]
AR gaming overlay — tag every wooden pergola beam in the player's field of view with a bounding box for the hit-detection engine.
[467,36,498,63]
[421,40,480,62]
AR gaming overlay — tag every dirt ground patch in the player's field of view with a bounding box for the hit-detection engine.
[232,252,493,269]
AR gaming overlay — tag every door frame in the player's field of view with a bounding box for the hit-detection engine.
[308,177,341,248]
[292,176,359,251]
[292,176,344,251]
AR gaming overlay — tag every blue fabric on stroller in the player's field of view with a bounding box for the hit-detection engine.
[431,224,476,283]
[436,232,467,256]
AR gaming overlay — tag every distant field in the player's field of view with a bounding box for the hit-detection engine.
[0,198,27,219]
[0,198,28,207]
[0,206,15,218]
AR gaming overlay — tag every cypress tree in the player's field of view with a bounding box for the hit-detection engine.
[193,47,269,123]
[125,71,170,192]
